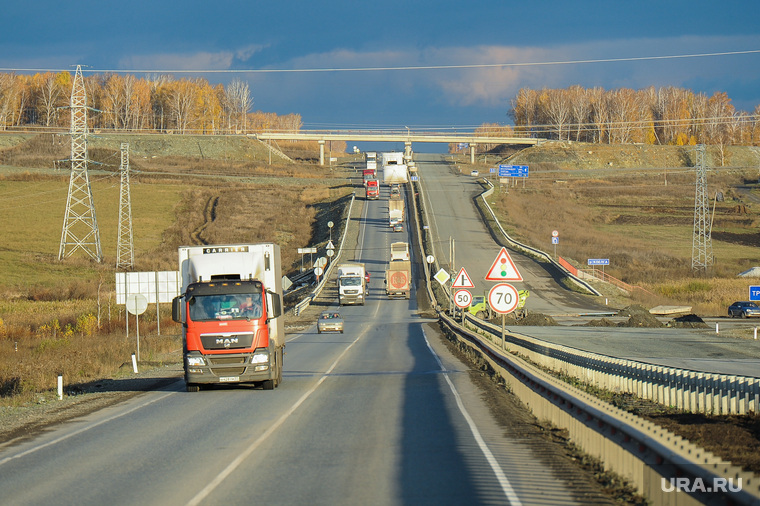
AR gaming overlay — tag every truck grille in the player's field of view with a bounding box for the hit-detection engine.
[211,367,247,376]
[200,332,254,350]
[208,356,246,365]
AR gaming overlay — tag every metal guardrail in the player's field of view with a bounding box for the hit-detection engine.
[440,312,760,505]
[293,193,355,315]
[464,313,760,416]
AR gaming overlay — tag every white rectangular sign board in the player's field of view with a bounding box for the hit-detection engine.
[116,271,181,305]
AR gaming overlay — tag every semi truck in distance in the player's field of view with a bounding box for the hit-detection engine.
[172,244,285,392]
[389,199,404,227]
[366,179,379,199]
[381,152,404,166]
[337,263,367,305]
[390,242,410,261]
[363,166,377,185]
[385,260,411,299]
[383,164,408,185]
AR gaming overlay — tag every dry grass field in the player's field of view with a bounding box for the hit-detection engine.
[471,141,760,316]
[0,133,354,404]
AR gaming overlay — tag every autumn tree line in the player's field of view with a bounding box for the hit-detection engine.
[507,86,760,146]
[2,72,758,151]
[0,71,302,135]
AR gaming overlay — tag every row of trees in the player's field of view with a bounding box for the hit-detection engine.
[508,86,760,146]
[0,72,302,135]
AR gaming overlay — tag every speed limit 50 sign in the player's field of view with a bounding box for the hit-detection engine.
[454,289,472,309]
[488,283,520,314]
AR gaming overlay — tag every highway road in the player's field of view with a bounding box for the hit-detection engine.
[416,154,605,317]
[416,153,760,377]
[0,175,613,505]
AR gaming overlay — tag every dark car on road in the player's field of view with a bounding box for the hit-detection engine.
[728,301,760,318]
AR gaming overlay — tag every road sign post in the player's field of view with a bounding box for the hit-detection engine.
[454,289,472,324]
[488,283,520,351]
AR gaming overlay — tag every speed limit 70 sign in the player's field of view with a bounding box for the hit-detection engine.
[488,283,520,314]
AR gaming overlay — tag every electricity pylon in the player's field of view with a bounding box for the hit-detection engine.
[691,144,713,272]
[58,65,103,262]
[116,143,134,270]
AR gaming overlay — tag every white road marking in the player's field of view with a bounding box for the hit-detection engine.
[422,328,524,506]
[187,326,370,506]
[0,391,176,467]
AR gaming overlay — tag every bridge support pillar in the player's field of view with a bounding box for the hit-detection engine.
[470,143,477,164]
[318,140,325,166]
[404,141,412,163]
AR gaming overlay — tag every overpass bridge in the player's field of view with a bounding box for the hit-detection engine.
[251,130,541,165]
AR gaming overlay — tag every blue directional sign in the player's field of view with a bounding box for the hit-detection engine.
[750,286,760,301]
[588,259,610,266]
[410,175,419,182]
[498,164,529,177]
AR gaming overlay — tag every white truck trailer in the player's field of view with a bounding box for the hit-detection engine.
[390,242,410,261]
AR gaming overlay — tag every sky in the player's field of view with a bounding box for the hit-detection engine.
[1,0,759,152]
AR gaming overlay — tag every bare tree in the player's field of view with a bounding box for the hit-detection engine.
[225,78,253,133]
[37,73,64,126]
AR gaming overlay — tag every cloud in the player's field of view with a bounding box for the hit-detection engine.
[117,44,268,71]
[263,34,760,110]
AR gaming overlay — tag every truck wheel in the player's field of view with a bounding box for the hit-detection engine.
[261,379,275,390]
[186,384,200,392]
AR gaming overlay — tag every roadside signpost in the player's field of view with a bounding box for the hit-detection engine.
[588,258,609,277]
[452,267,475,288]
[750,286,760,301]
[483,248,524,349]
[485,247,523,282]
[488,283,520,314]
[454,289,473,324]
[488,282,520,350]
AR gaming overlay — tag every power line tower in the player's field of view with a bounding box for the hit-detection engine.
[691,144,713,272]
[58,65,103,262]
[116,142,134,270]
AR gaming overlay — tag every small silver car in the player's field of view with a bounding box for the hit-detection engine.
[318,311,344,333]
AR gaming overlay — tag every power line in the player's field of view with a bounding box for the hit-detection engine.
[1,49,758,75]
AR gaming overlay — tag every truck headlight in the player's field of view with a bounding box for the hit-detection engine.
[187,356,206,367]
[251,350,269,364]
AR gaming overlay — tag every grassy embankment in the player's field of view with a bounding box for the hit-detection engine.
[0,134,353,405]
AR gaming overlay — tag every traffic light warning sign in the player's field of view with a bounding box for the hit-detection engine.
[485,247,523,281]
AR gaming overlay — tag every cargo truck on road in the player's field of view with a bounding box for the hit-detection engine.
[337,263,367,305]
[366,179,379,199]
[390,242,410,261]
[385,260,411,299]
[172,244,284,392]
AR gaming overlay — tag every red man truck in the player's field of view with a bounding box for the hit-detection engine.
[172,243,284,392]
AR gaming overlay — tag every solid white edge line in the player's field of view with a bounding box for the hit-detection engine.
[0,391,176,467]
[422,328,523,506]
[186,326,369,506]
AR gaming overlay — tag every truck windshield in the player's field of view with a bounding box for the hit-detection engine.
[188,292,263,321]
[340,277,362,287]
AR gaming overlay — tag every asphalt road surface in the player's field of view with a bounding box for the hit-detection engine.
[0,176,613,505]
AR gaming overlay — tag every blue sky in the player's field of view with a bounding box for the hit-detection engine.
[1,0,759,137]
